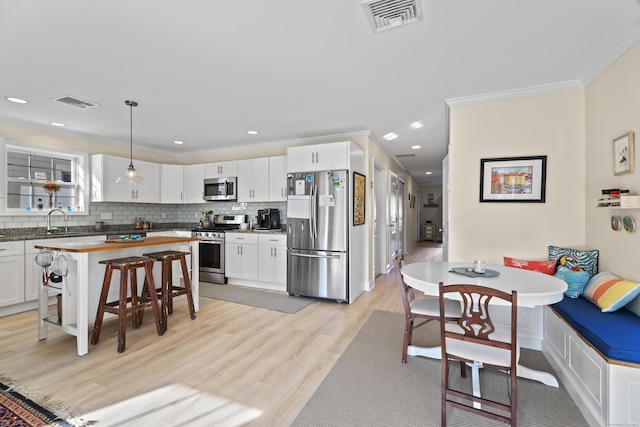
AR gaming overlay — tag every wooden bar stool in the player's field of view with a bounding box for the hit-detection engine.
[91,256,165,353]
[142,250,196,324]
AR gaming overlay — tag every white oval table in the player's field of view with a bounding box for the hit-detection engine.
[401,261,567,393]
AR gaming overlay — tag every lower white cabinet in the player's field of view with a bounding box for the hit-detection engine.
[258,234,287,284]
[0,241,25,307]
[225,233,259,281]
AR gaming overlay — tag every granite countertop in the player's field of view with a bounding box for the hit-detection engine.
[0,222,196,242]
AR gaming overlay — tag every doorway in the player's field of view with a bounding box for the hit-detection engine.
[373,161,386,277]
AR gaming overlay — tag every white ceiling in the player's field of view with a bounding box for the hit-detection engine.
[1,1,640,185]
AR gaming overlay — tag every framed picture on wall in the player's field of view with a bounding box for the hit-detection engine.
[353,172,365,225]
[479,155,547,203]
[613,131,634,176]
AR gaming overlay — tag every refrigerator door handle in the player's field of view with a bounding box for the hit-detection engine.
[310,184,318,240]
[291,252,341,260]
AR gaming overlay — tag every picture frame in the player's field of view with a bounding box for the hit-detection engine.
[613,131,634,176]
[353,172,365,225]
[479,155,547,203]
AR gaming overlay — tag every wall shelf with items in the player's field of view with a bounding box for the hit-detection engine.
[596,198,640,209]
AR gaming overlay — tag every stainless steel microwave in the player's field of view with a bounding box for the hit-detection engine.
[203,177,237,201]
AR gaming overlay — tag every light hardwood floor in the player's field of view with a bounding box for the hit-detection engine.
[0,242,442,426]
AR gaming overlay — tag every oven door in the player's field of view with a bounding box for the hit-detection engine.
[199,240,227,284]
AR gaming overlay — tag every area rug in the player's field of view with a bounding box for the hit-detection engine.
[292,310,589,427]
[0,382,75,427]
[199,283,315,313]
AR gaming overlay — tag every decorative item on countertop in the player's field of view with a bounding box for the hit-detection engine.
[474,259,485,274]
[94,221,106,231]
[43,180,61,208]
[134,218,143,229]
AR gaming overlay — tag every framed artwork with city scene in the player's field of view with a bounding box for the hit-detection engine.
[480,155,547,203]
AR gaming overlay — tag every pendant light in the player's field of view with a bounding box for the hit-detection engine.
[116,100,144,184]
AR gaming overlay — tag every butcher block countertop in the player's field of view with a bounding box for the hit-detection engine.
[34,236,200,253]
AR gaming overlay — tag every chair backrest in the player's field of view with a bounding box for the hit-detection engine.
[393,255,415,317]
[439,283,518,366]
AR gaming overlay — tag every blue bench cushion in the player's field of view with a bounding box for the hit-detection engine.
[552,297,640,365]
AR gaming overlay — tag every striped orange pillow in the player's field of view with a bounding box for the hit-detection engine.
[583,272,640,312]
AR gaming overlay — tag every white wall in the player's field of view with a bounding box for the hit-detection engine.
[448,90,586,263]
[586,39,640,281]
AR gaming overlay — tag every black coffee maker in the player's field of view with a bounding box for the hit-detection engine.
[257,208,280,229]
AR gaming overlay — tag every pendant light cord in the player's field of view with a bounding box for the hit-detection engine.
[125,100,138,168]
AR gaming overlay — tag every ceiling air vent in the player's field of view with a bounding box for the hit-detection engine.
[52,95,100,110]
[395,153,416,158]
[361,0,423,33]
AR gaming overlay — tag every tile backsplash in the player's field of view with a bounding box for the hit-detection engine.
[0,201,287,230]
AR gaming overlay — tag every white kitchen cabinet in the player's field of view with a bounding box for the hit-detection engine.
[237,158,270,202]
[258,233,287,285]
[225,232,259,281]
[184,164,206,204]
[205,161,237,178]
[0,241,25,307]
[287,141,350,172]
[91,154,161,203]
[269,156,287,201]
[161,164,184,203]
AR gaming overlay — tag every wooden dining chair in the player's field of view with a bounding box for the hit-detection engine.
[438,282,518,426]
[393,255,463,365]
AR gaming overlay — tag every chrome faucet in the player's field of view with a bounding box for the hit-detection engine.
[47,208,68,234]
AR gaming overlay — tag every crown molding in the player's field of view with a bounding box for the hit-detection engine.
[581,19,640,86]
[445,80,584,108]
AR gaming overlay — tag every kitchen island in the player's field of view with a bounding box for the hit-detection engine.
[35,236,200,356]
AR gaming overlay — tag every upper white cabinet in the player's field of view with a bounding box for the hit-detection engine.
[237,158,270,202]
[205,161,237,178]
[287,142,350,172]
[269,156,287,202]
[91,154,160,203]
[161,164,184,204]
[184,164,206,204]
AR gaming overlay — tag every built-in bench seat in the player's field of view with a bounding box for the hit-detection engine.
[552,297,640,364]
[543,298,640,427]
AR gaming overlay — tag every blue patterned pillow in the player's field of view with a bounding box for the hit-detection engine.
[548,246,599,278]
[554,266,590,298]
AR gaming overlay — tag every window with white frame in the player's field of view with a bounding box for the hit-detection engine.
[1,140,89,214]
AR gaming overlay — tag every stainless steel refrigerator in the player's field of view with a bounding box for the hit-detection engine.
[287,170,349,301]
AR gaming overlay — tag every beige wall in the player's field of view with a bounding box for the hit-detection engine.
[448,90,586,263]
[586,40,640,281]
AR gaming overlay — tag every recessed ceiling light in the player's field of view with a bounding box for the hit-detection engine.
[49,122,66,127]
[410,121,423,130]
[173,140,184,145]
[411,145,421,149]
[247,130,258,135]
[425,171,432,175]
[383,132,398,141]
[5,97,27,104]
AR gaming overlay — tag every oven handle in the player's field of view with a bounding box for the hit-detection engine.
[198,239,224,244]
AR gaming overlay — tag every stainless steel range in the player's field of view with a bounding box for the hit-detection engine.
[193,214,246,284]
